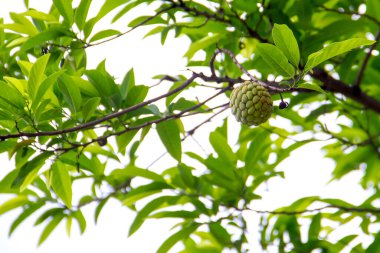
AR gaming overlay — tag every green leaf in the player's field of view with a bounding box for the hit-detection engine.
[121,165,165,182]
[0,81,25,113]
[209,131,236,166]
[272,24,300,67]
[184,33,224,59]
[116,129,139,154]
[94,197,109,224]
[66,216,72,237]
[32,70,64,111]
[9,201,44,236]
[144,26,165,38]
[75,0,92,31]
[22,10,57,22]
[122,182,173,206]
[85,69,121,109]
[367,232,380,253]
[308,213,321,241]
[38,213,64,245]
[321,198,354,208]
[245,131,270,173]
[128,15,166,27]
[9,139,35,159]
[304,38,376,73]
[161,26,170,45]
[0,169,19,193]
[171,98,207,112]
[367,0,380,21]
[28,54,50,99]
[12,152,53,190]
[82,97,101,122]
[7,13,38,35]
[34,208,64,226]
[276,196,319,213]
[287,216,302,247]
[89,29,121,42]
[256,43,295,77]
[70,76,99,97]
[178,164,195,188]
[17,61,33,76]
[0,195,29,215]
[53,0,73,25]
[150,210,199,219]
[231,0,257,13]
[72,210,86,234]
[20,27,75,52]
[58,74,82,114]
[3,77,27,96]
[112,1,145,23]
[96,0,129,21]
[157,223,199,253]
[85,145,119,162]
[209,222,232,246]
[129,195,180,236]
[120,68,135,100]
[124,85,149,107]
[205,156,237,181]
[156,120,182,162]
[51,162,72,209]
[297,82,326,93]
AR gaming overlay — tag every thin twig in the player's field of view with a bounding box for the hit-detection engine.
[146,151,167,169]
[311,68,380,114]
[319,5,380,26]
[86,5,176,48]
[185,104,229,136]
[0,74,198,140]
[214,48,288,92]
[247,204,380,215]
[55,89,229,152]
[150,75,179,88]
[354,28,380,88]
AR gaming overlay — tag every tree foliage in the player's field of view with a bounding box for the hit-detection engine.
[0,0,380,252]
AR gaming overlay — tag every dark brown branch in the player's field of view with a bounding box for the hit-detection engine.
[354,28,380,88]
[0,74,198,140]
[99,88,229,140]
[54,88,229,152]
[311,68,380,114]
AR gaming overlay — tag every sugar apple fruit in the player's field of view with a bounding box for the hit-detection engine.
[230,81,273,126]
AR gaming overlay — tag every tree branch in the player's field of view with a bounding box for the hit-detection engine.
[167,0,267,42]
[85,5,176,47]
[312,68,380,114]
[212,48,288,92]
[0,74,198,140]
[247,204,380,215]
[354,28,380,88]
[54,89,229,152]
[318,5,380,26]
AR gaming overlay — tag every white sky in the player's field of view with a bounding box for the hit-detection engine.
[0,1,373,252]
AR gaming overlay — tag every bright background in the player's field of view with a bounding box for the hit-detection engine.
[0,1,372,252]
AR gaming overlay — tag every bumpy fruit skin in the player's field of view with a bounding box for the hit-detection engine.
[230,81,273,126]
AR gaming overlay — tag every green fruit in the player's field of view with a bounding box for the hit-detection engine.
[230,81,273,125]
